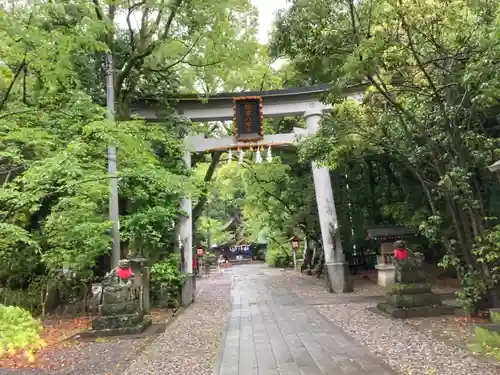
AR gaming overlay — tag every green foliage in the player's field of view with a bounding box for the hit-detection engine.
[439,224,500,314]
[198,217,232,247]
[208,144,318,244]
[151,254,186,289]
[264,232,298,268]
[0,305,44,361]
[456,267,488,315]
[150,254,186,307]
[203,250,217,265]
[0,0,292,317]
[470,342,500,363]
[266,244,292,268]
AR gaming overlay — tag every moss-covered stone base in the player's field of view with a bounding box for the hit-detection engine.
[377,302,455,319]
[100,300,141,316]
[92,311,144,330]
[489,308,500,324]
[389,282,432,295]
[475,324,500,347]
[377,279,455,319]
[82,315,152,338]
[387,292,442,308]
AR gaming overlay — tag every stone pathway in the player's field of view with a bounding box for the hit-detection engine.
[217,265,395,375]
[10,264,492,375]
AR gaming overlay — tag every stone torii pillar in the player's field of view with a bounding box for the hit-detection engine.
[177,142,195,306]
[179,148,193,275]
[302,107,353,293]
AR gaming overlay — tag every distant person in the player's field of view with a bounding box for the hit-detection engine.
[217,254,227,274]
[193,255,198,275]
[217,254,226,265]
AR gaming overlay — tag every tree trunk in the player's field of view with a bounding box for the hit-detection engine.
[192,151,222,225]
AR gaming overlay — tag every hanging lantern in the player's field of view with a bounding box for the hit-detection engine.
[255,147,262,163]
[266,146,272,162]
[238,148,244,165]
[227,149,233,164]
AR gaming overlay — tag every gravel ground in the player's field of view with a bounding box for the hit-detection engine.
[121,273,232,375]
[316,303,500,375]
[270,270,500,375]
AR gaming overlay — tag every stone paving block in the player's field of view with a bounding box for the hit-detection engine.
[259,371,280,375]
[288,346,320,369]
[299,333,344,373]
[238,366,259,375]
[283,334,306,349]
[219,366,238,375]
[335,358,366,374]
[256,349,278,370]
[269,338,294,363]
[276,361,302,375]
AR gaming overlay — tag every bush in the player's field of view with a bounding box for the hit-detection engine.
[0,305,44,361]
[150,254,186,308]
[440,225,500,315]
[0,288,42,314]
[203,251,217,266]
[266,245,292,268]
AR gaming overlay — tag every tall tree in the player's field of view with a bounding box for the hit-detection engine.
[271,0,500,308]
[89,0,260,118]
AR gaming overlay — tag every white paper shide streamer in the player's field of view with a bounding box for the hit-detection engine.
[238,148,245,165]
[266,146,272,162]
[255,147,262,163]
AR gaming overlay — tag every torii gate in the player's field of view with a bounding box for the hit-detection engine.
[132,84,361,294]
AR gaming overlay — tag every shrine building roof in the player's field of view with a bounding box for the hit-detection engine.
[365,226,416,241]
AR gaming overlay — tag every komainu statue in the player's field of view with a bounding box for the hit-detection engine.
[393,240,425,284]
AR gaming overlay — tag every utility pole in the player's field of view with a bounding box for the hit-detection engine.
[104,52,121,269]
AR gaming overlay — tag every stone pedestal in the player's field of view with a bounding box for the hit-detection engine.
[377,282,454,319]
[377,251,454,318]
[324,263,353,293]
[375,264,395,287]
[181,274,196,306]
[91,285,152,335]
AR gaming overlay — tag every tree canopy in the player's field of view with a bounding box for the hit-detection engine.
[0,0,272,307]
[269,0,500,311]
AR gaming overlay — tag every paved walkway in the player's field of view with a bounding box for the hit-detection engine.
[0,264,396,375]
[217,265,396,375]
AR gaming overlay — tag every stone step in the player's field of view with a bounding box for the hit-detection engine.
[377,302,455,319]
[489,308,500,324]
[474,323,500,348]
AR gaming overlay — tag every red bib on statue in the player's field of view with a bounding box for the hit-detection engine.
[394,248,408,260]
[116,267,133,279]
